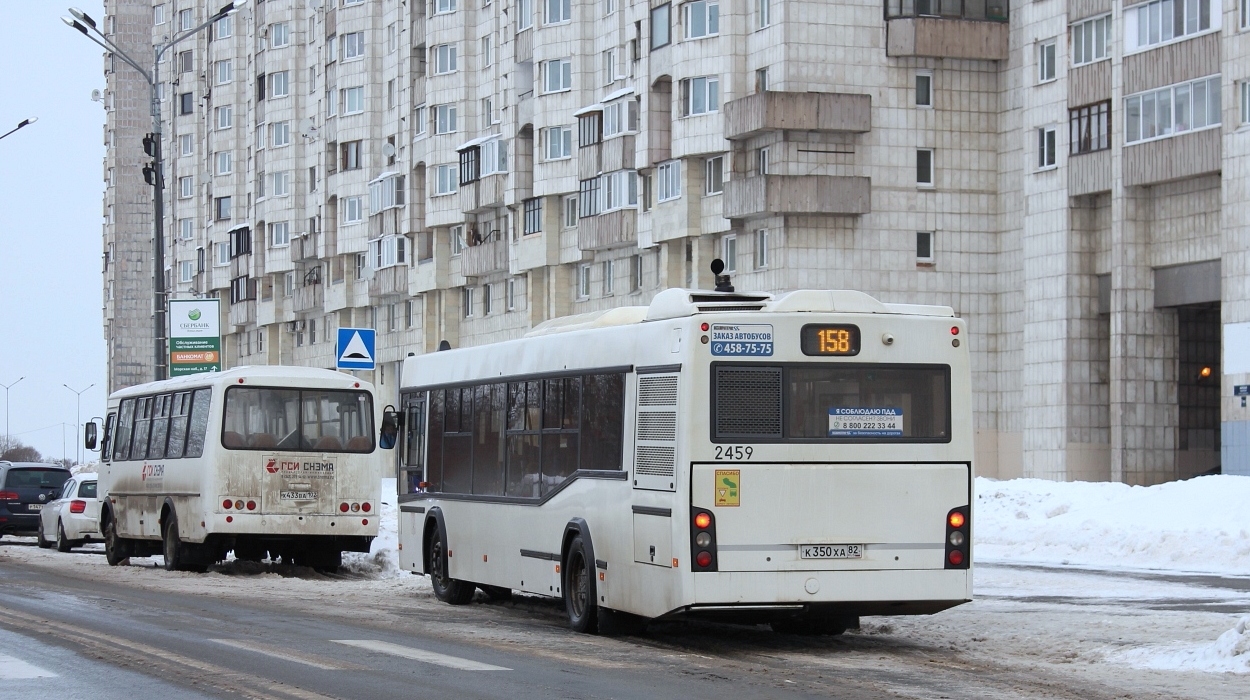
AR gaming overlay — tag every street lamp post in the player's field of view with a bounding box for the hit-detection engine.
[0,117,38,142]
[63,2,245,382]
[63,383,94,465]
[1,377,24,453]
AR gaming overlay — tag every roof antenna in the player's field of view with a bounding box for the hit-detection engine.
[438,339,452,351]
[711,258,733,293]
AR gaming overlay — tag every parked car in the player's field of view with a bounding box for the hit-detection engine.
[0,462,72,539]
[37,472,100,552]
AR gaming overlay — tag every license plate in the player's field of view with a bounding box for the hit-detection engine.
[800,544,862,559]
[280,491,318,501]
[27,504,43,511]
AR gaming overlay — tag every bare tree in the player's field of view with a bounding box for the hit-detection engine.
[0,437,43,463]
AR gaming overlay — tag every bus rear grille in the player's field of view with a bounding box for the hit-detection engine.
[639,375,679,406]
[638,412,678,441]
[635,445,676,476]
[715,366,783,438]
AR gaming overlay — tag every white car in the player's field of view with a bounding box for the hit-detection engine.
[37,472,100,552]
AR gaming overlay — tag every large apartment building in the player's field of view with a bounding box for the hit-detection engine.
[100,0,1250,482]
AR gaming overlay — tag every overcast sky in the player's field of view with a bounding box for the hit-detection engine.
[0,2,108,462]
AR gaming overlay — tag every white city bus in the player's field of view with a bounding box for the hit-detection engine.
[395,281,973,634]
[90,366,383,572]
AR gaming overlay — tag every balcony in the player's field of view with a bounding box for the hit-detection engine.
[461,238,508,277]
[294,232,319,261]
[723,175,871,220]
[579,135,636,180]
[292,283,324,313]
[724,92,871,141]
[578,208,637,251]
[460,173,506,214]
[369,264,409,298]
[228,300,256,327]
[885,0,1009,61]
[369,208,403,239]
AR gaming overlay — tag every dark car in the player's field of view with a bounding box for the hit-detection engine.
[0,462,72,538]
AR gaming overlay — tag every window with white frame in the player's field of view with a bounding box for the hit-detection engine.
[1038,40,1057,83]
[435,104,457,133]
[327,88,337,117]
[256,124,266,149]
[450,225,466,255]
[518,0,533,29]
[605,0,617,14]
[180,218,194,240]
[272,171,291,197]
[215,60,232,85]
[369,173,406,213]
[436,0,457,14]
[1071,14,1110,66]
[1125,75,1221,143]
[1037,126,1057,169]
[544,59,572,93]
[602,48,618,86]
[683,1,719,39]
[435,164,459,194]
[546,0,571,24]
[507,278,518,310]
[463,287,475,318]
[679,76,719,116]
[600,170,639,211]
[483,284,494,315]
[179,260,194,282]
[481,97,496,127]
[756,147,769,175]
[481,138,508,175]
[327,35,337,62]
[545,125,573,159]
[705,155,724,195]
[657,160,681,201]
[916,71,933,107]
[179,176,194,198]
[216,105,232,129]
[917,149,934,186]
[257,170,266,198]
[155,4,166,25]
[722,234,736,272]
[270,22,289,48]
[603,99,639,136]
[343,32,366,60]
[602,259,615,296]
[917,231,935,264]
[481,35,493,66]
[370,235,407,269]
[269,71,289,98]
[272,121,290,146]
[215,242,230,266]
[630,254,643,292]
[433,44,458,74]
[216,151,232,175]
[270,221,291,247]
[563,195,578,228]
[180,134,193,155]
[578,264,591,299]
[214,13,232,39]
[308,67,316,93]
[179,8,193,31]
[342,86,364,114]
[415,104,428,136]
[756,0,770,28]
[343,196,364,223]
[754,229,769,269]
[1125,0,1217,53]
[1242,80,1250,124]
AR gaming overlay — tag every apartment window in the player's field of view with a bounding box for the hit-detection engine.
[602,260,615,296]
[229,226,251,257]
[179,260,194,283]
[327,89,337,117]
[180,218,194,240]
[605,0,617,14]
[756,147,769,175]
[435,104,457,134]
[309,67,316,94]
[178,8,193,31]
[579,178,602,217]
[284,273,295,298]
[1126,0,1217,52]
[215,196,232,221]
[341,140,363,170]
[722,234,736,272]
[370,235,407,268]
[1038,40,1056,83]
[756,67,769,93]
[343,32,366,60]
[343,196,364,224]
[216,151,232,175]
[704,156,724,195]
[507,278,518,310]
[269,71,290,98]
[546,0,571,24]
[270,22,290,48]
[483,284,493,316]
[214,14,233,39]
[603,99,639,136]
[657,160,681,201]
[272,121,291,147]
[754,229,769,269]
[1037,127,1057,169]
[309,167,318,192]
[415,105,428,136]
[651,4,672,49]
[433,44,458,74]
[437,0,458,14]
[463,287,475,318]
[601,170,639,211]
[256,124,267,150]
[563,195,578,228]
[481,35,493,66]
[179,176,194,198]
[342,86,364,114]
[178,51,193,74]
[476,138,506,177]
[155,5,166,25]
[630,254,643,292]
[916,72,933,107]
[435,164,459,195]
[256,170,266,198]
[213,60,232,86]
[683,0,719,39]
[180,134,193,156]
[272,171,291,197]
[916,149,934,186]
[578,264,591,299]
[451,225,466,255]
[481,97,496,128]
[1125,75,1221,144]
[756,0,770,28]
[215,242,230,266]
[270,221,291,247]
[1071,15,1110,66]
[216,106,232,129]
[369,173,406,213]
[544,59,573,93]
[523,197,542,234]
[679,76,719,116]
[602,49,618,86]
[518,0,533,29]
[1242,81,1250,124]
[579,113,603,146]
[1069,101,1110,154]
[916,232,935,264]
[327,35,338,63]
[179,92,193,115]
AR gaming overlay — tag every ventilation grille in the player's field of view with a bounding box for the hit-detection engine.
[696,304,766,312]
[638,375,679,406]
[635,446,676,476]
[715,366,783,438]
[637,412,677,442]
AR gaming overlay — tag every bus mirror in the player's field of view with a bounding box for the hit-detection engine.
[84,421,98,451]
[380,408,403,450]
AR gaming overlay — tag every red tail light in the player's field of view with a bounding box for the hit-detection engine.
[0,491,18,500]
[223,499,233,509]
[945,506,970,570]
[696,551,712,567]
[948,550,964,566]
[690,508,719,572]
[361,502,372,513]
[339,502,349,513]
[69,500,86,514]
[246,500,256,511]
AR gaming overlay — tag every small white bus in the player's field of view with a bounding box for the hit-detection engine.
[90,366,383,572]
[395,279,973,634]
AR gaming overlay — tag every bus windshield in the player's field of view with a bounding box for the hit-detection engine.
[222,387,375,453]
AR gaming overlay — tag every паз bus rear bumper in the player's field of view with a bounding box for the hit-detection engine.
[205,513,380,538]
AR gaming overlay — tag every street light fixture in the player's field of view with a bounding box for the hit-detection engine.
[1,377,24,455]
[63,383,94,465]
[0,117,38,142]
[63,1,247,382]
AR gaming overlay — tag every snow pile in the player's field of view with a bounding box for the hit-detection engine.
[342,477,407,578]
[1109,616,1250,674]
[975,475,1250,576]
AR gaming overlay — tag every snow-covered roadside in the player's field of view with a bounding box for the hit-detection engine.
[341,477,406,577]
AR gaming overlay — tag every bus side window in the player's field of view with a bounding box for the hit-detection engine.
[100,412,116,463]
[113,398,136,462]
[581,373,625,471]
[403,395,426,494]
[185,388,213,458]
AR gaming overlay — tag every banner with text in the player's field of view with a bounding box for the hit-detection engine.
[169,299,221,377]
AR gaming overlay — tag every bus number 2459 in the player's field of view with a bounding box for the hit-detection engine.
[713,445,754,461]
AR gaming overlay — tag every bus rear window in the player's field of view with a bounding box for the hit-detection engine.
[222,387,375,452]
[713,364,950,442]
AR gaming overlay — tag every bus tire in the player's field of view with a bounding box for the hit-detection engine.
[162,511,187,572]
[427,527,474,605]
[563,535,599,634]
[103,514,130,566]
[479,585,513,602]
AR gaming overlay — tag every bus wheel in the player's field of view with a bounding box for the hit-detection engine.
[427,528,474,605]
[479,585,513,602]
[162,512,187,572]
[564,535,599,634]
[103,516,129,566]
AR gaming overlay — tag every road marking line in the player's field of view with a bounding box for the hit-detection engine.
[209,639,366,671]
[331,639,511,671]
[0,654,57,679]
